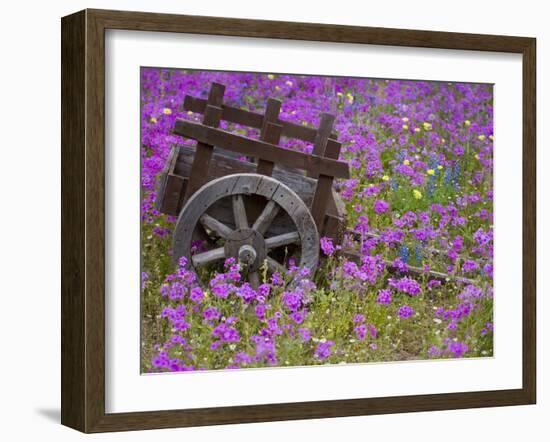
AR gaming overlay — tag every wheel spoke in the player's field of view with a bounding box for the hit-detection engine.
[191,247,226,267]
[265,231,300,250]
[232,194,248,229]
[200,214,233,239]
[248,271,260,288]
[252,200,280,235]
[266,256,286,274]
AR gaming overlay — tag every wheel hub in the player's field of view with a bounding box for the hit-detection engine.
[224,228,266,271]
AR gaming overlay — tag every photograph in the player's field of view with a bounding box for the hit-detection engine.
[140,68,495,373]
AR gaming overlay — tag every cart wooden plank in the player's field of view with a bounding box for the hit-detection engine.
[173,119,349,179]
[184,82,225,200]
[311,113,339,227]
[257,98,282,176]
[183,94,338,142]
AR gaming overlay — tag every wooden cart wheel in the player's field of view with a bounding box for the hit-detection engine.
[173,173,319,287]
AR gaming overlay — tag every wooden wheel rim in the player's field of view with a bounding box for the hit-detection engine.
[173,173,319,281]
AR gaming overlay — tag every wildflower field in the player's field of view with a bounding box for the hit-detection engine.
[141,68,494,373]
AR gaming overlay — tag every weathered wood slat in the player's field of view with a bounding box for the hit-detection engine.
[252,200,280,235]
[257,98,282,176]
[311,113,338,228]
[192,247,226,267]
[265,231,300,249]
[184,83,225,200]
[256,121,282,176]
[183,94,338,142]
[163,174,187,215]
[154,144,181,214]
[199,214,233,239]
[232,194,249,229]
[173,119,349,179]
[312,113,336,157]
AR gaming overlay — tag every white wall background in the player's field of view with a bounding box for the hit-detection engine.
[0,0,546,440]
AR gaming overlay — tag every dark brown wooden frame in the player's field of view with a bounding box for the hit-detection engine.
[61,8,536,433]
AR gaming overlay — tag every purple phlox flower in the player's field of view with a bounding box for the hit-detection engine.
[212,282,232,299]
[233,352,253,366]
[271,272,284,286]
[398,304,415,318]
[212,322,240,343]
[354,214,369,234]
[320,236,336,256]
[282,289,303,312]
[189,286,205,303]
[457,284,483,300]
[392,257,409,272]
[380,228,404,245]
[448,341,469,358]
[258,283,271,297]
[202,306,220,321]
[314,340,335,360]
[377,288,392,304]
[235,283,258,303]
[290,309,307,324]
[298,327,311,341]
[255,304,267,321]
[141,271,149,289]
[462,259,479,273]
[355,324,367,340]
[389,276,422,296]
[373,199,390,214]
[357,254,385,284]
[428,345,443,358]
[178,256,188,268]
[368,323,377,338]
[342,260,359,278]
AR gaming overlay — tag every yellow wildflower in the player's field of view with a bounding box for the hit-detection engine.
[437,165,443,170]
[478,134,486,141]
[163,108,172,115]
[413,189,422,200]
[414,127,420,133]
[267,74,275,80]
[382,175,390,181]
[475,154,480,160]
[402,124,409,130]
[423,122,432,131]
[187,110,193,115]
[275,86,281,91]
[150,117,157,124]
[346,93,354,104]
[489,134,494,140]
[403,159,410,165]
[441,138,446,143]
[337,92,343,97]
[427,169,435,175]
[464,120,471,126]
[402,117,409,122]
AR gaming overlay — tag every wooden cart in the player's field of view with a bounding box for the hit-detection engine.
[155,82,349,286]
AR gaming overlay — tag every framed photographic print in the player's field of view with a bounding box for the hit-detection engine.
[61,8,536,433]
